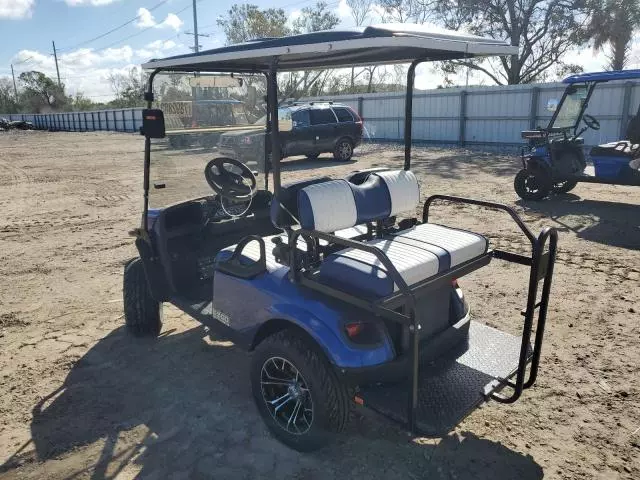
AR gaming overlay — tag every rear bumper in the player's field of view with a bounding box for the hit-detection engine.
[337,311,471,386]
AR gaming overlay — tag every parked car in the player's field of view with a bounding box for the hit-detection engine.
[217,102,363,165]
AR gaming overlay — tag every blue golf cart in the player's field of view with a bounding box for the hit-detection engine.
[515,69,640,200]
[127,25,558,451]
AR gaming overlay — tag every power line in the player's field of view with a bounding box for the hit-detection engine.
[57,0,171,52]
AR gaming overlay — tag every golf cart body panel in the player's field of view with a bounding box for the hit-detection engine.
[130,24,557,448]
[515,69,640,199]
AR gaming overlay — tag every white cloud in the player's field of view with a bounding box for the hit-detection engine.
[135,39,180,60]
[65,0,121,6]
[0,0,34,19]
[336,0,351,20]
[136,8,184,31]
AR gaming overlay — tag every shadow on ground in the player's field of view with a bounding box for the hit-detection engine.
[362,148,519,181]
[1,326,543,480]
[517,195,640,249]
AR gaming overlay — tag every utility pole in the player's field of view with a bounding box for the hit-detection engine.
[191,0,200,127]
[10,64,18,99]
[192,0,199,53]
[52,40,62,88]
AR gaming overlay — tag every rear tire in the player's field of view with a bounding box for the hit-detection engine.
[333,138,353,161]
[514,169,551,201]
[123,258,162,337]
[251,329,349,452]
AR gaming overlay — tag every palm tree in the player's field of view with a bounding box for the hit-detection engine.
[587,0,640,71]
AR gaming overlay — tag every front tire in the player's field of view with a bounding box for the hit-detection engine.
[514,168,551,201]
[123,258,162,337]
[333,138,353,161]
[251,329,349,452]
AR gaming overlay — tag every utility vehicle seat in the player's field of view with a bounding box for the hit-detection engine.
[297,170,489,299]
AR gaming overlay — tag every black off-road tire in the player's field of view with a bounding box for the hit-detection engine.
[514,168,551,201]
[251,329,350,452]
[333,138,354,161]
[123,258,162,337]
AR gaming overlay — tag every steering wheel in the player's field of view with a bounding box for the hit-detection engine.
[205,157,257,217]
[583,114,600,131]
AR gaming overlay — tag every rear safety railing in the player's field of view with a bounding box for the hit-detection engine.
[423,195,558,404]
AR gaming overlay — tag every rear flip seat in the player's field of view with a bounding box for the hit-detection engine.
[297,170,489,299]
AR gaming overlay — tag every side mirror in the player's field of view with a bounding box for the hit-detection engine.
[546,99,559,112]
[141,109,166,138]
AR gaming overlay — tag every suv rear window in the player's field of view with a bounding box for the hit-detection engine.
[333,107,354,123]
[310,108,337,125]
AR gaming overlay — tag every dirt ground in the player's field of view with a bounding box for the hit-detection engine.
[0,130,638,480]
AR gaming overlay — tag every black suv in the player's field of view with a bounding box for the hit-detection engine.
[217,102,363,164]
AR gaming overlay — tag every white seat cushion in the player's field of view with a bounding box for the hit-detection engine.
[318,223,488,299]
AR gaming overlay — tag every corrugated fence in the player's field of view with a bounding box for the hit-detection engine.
[2,80,640,146]
[1,108,143,133]
[303,80,640,148]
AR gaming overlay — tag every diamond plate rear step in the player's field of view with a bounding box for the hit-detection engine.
[357,321,529,436]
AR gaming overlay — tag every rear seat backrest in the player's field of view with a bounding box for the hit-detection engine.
[375,170,420,216]
[298,170,420,233]
[298,179,358,232]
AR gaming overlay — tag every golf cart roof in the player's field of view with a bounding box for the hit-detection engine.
[142,24,518,72]
[562,69,640,84]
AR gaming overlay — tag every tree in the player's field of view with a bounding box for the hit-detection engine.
[108,67,148,108]
[217,4,290,45]
[586,0,640,71]
[18,71,69,112]
[0,78,19,114]
[217,3,340,99]
[383,0,588,84]
[72,93,99,111]
[292,1,340,34]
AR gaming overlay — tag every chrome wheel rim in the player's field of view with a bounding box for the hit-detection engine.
[338,141,352,160]
[260,356,313,435]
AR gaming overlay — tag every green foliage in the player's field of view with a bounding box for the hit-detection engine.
[0,78,19,114]
[18,71,70,112]
[381,0,589,84]
[291,1,340,34]
[586,0,640,70]
[217,4,290,45]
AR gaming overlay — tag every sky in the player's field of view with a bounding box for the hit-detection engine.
[0,0,639,102]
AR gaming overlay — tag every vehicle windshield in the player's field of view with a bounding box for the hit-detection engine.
[149,72,266,208]
[549,83,591,131]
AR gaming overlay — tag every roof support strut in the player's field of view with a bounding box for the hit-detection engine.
[404,59,427,171]
[268,59,282,196]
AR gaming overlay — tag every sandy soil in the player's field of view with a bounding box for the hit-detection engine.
[0,130,638,480]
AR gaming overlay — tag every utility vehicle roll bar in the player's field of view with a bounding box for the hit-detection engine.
[287,197,557,432]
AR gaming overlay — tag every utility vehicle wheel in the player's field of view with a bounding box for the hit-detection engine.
[514,169,551,201]
[123,258,162,337]
[251,329,350,452]
[333,138,353,161]
[552,179,578,194]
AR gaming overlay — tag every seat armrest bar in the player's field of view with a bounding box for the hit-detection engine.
[298,275,413,326]
[422,195,537,245]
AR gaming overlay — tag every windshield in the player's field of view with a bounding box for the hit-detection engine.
[549,83,591,131]
[149,72,267,208]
